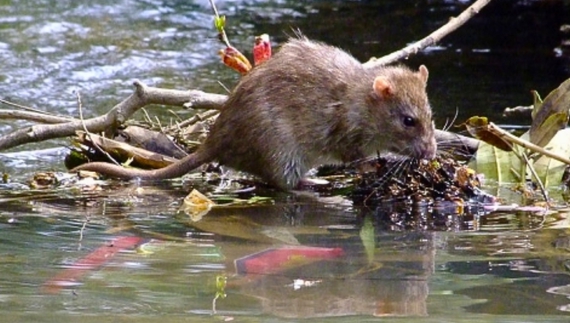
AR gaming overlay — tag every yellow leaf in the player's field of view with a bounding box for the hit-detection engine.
[181,189,216,221]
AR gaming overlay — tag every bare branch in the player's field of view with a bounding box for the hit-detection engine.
[364,0,493,68]
[0,81,227,150]
[0,110,75,124]
[0,98,56,115]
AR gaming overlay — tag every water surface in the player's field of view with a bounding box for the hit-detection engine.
[1,0,570,322]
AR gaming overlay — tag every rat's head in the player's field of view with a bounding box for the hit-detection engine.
[367,65,437,159]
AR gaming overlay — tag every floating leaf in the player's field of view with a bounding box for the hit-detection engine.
[530,77,570,146]
[219,46,252,75]
[253,34,272,66]
[215,275,227,299]
[463,116,512,151]
[181,189,216,221]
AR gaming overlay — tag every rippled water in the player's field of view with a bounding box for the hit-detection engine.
[2,188,570,322]
[1,0,570,322]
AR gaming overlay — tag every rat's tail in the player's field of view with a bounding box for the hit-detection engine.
[70,151,212,180]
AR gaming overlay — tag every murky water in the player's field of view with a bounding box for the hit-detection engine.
[1,0,570,322]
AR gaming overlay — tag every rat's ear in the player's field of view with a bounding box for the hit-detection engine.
[418,65,429,83]
[373,76,393,99]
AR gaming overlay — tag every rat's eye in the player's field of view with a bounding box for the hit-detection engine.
[402,116,416,127]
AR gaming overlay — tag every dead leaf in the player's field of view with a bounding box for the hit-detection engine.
[219,46,252,75]
[462,116,512,151]
[181,189,216,221]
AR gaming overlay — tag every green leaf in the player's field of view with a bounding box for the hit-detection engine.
[215,275,227,299]
[470,139,520,185]
[359,215,375,265]
[531,90,543,120]
[214,15,226,32]
[470,129,570,188]
[529,77,570,146]
[528,128,570,187]
[529,112,569,148]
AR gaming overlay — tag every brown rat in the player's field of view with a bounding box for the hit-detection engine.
[71,37,437,190]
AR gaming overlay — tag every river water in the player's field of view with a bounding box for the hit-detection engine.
[1,0,570,322]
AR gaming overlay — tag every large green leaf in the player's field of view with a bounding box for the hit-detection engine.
[470,139,519,184]
[471,128,570,187]
[527,128,570,187]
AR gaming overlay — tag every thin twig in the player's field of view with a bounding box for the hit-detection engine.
[76,91,120,165]
[0,110,76,124]
[0,82,227,151]
[209,0,231,48]
[166,109,220,132]
[0,98,56,115]
[488,122,570,165]
[167,109,183,122]
[217,80,231,94]
[141,108,153,126]
[363,0,493,68]
[78,217,90,251]
[154,116,164,133]
[521,151,549,202]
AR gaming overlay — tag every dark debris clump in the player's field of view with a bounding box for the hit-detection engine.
[350,157,495,207]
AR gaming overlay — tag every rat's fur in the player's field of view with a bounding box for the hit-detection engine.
[72,38,436,190]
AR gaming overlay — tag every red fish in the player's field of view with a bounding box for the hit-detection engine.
[234,246,344,275]
[42,236,145,294]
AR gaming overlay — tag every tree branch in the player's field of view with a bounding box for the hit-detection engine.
[0,110,75,124]
[0,81,227,150]
[363,0,492,68]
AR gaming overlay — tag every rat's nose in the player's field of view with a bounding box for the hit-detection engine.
[418,136,437,160]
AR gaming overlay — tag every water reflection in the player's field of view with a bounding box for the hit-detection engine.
[0,184,569,321]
